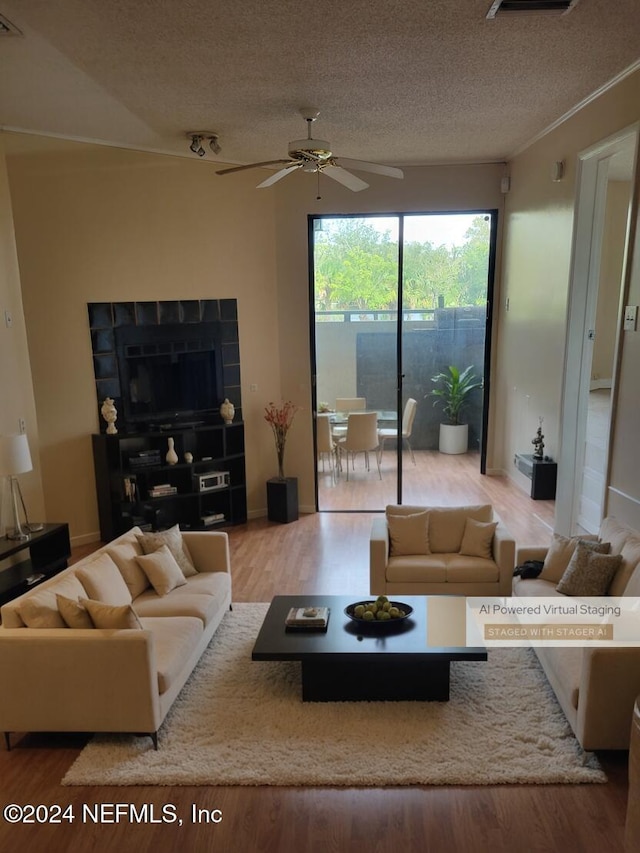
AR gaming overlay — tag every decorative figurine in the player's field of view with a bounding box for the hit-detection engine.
[532,417,545,459]
[184,451,194,464]
[101,397,118,435]
[165,437,179,465]
[220,398,235,425]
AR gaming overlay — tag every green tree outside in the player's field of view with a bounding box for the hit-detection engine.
[314,215,490,312]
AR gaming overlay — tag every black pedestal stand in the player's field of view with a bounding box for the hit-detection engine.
[267,478,299,523]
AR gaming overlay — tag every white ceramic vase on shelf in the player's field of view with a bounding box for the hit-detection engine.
[220,398,235,424]
[166,437,178,465]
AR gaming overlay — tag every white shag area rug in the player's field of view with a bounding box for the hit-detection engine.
[63,603,605,787]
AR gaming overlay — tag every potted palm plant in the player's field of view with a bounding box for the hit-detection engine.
[428,365,482,454]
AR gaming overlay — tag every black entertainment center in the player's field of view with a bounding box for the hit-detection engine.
[88,299,247,539]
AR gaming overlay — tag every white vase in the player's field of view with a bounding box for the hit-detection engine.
[438,423,468,455]
[220,398,235,424]
[165,437,179,465]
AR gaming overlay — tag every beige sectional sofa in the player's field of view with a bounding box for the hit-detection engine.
[0,525,232,749]
[370,504,515,597]
[515,516,640,750]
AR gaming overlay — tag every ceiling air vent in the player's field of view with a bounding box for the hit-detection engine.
[486,0,581,18]
[0,13,22,36]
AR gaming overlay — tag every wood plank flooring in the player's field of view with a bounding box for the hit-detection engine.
[0,465,630,853]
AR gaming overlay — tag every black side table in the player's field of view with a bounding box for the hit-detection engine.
[514,453,557,500]
[266,478,298,523]
[0,523,71,606]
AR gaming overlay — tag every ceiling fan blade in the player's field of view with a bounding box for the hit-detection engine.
[322,165,369,192]
[334,157,404,179]
[216,160,292,176]
[256,163,302,188]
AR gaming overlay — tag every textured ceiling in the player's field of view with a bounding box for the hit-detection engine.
[1,0,640,170]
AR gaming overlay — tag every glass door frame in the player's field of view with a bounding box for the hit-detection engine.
[309,209,499,510]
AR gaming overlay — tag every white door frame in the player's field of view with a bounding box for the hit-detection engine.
[556,123,639,535]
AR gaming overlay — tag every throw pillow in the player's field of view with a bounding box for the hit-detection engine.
[107,539,149,599]
[556,547,622,596]
[386,510,430,556]
[459,518,498,559]
[57,594,94,629]
[76,552,133,606]
[80,598,143,630]
[17,574,87,629]
[136,545,188,596]
[540,533,603,583]
[135,525,197,577]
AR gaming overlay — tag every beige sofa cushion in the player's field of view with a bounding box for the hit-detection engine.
[107,539,149,599]
[57,594,93,628]
[140,616,203,694]
[599,517,633,556]
[17,574,87,629]
[386,509,430,556]
[136,525,197,577]
[459,518,497,559]
[624,564,640,597]
[428,505,493,553]
[445,554,499,583]
[539,533,598,583]
[81,598,143,629]
[136,545,188,596]
[133,574,230,626]
[76,552,133,606]
[386,555,447,583]
[610,534,640,596]
[556,548,622,596]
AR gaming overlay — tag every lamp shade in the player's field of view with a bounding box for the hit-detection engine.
[0,434,33,476]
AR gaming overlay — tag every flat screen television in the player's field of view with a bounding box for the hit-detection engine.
[115,323,223,429]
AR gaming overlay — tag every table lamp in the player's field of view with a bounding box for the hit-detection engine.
[0,434,35,540]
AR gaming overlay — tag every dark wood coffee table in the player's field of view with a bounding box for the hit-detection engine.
[251,595,487,702]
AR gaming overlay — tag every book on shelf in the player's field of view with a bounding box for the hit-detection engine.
[149,485,177,497]
[285,606,330,630]
[201,512,225,525]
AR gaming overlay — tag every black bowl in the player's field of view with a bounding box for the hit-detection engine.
[344,599,414,627]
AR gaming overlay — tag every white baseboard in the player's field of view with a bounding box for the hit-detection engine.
[70,530,102,547]
[247,506,315,521]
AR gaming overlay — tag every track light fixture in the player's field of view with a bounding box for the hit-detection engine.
[188,134,206,157]
[186,131,221,158]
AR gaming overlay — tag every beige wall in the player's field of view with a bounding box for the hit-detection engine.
[3,136,281,541]
[0,136,45,535]
[499,69,640,526]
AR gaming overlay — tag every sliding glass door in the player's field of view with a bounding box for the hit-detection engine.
[310,211,496,511]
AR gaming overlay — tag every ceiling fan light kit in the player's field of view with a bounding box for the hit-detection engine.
[187,132,221,158]
[216,109,404,192]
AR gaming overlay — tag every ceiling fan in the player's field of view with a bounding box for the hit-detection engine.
[216,108,404,191]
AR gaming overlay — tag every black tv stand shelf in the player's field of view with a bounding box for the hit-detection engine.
[92,422,247,541]
[0,523,71,607]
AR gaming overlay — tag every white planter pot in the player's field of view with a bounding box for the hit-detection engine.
[439,423,468,455]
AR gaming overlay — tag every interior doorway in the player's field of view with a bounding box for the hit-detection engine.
[309,211,497,512]
[557,126,638,535]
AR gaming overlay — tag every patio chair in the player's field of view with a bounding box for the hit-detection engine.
[316,413,336,479]
[336,411,381,480]
[378,398,418,464]
[332,397,367,440]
